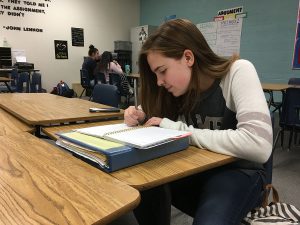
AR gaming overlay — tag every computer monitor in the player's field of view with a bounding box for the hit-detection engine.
[0,47,12,68]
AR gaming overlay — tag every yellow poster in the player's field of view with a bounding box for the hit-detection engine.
[217,6,243,21]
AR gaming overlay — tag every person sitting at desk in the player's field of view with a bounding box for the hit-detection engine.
[82,44,100,86]
[98,51,131,95]
[124,19,272,225]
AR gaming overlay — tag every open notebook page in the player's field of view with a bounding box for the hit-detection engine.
[75,123,130,138]
[105,126,191,149]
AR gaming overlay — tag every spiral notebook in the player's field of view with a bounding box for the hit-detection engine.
[56,130,190,172]
[74,123,191,149]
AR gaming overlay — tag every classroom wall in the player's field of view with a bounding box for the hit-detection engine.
[140,0,300,84]
[0,0,140,91]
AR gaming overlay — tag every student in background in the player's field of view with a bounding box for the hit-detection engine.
[82,44,100,85]
[98,51,131,95]
[124,19,272,225]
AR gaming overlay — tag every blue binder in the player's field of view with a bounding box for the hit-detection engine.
[56,131,189,172]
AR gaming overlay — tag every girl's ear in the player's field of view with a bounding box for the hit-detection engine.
[183,49,194,67]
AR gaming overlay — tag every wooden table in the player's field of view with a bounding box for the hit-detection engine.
[42,120,236,191]
[127,74,140,106]
[0,77,13,92]
[0,132,140,225]
[261,83,292,110]
[0,68,13,76]
[0,68,13,72]
[0,108,34,136]
[261,83,291,92]
[0,93,124,135]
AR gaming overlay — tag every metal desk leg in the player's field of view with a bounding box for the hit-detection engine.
[4,81,13,93]
[35,125,51,139]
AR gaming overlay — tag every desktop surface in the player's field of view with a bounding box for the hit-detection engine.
[0,132,140,224]
[0,93,124,125]
[43,120,236,190]
[0,108,34,136]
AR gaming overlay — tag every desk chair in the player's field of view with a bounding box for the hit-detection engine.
[95,72,106,84]
[295,106,300,144]
[288,78,300,144]
[273,87,300,151]
[16,72,30,93]
[30,72,46,93]
[288,77,300,85]
[0,68,18,92]
[265,111,275,184]
[265,91,283,116]
[268,79,300,115]
[91,83,120,108]
[109,73,133,107]
[79,69,94,100]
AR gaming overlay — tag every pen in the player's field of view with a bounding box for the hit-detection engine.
[135,94,139,125]
[134,94,138,110]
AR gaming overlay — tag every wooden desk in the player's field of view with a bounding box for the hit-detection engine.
[18,69,40,73]
[42,120,236,191]
[0,93,123,126]
[127,74,140,106]
[261,83,291,92]
[261,83,300,111]
[261,83,293,110]
[0,68,13,75]
[0,132,140,224]
[0,69,39,75]
[0,108,34,136]
[0,68,13,72]
[0,77,13,92]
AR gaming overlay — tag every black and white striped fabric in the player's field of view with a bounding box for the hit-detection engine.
[242,202,300,224]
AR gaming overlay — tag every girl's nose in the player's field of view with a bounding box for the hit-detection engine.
[157,76,165,87]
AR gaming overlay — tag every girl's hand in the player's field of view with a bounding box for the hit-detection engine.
[145,117,163,126]
[124,106,146,126]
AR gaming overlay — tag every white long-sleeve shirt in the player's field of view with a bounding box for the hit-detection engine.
[160,59,272,164]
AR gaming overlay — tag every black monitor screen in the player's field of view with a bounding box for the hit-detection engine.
[0,47,12,68]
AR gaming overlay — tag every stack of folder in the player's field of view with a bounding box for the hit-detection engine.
[56,123,191,172]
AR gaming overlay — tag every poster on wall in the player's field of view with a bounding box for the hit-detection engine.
[216,6,243,21]
[197,22,218,53]
[138,27,147,44]
[292,0,300,69]
[54,40,68,59]
[71,27,84,46]
[197,18,243,57]
[11,49,26,65]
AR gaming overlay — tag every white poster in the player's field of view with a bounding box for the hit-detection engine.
[11,49,26,65]
[216,18,243,56]
[196,22,217,53]
[197,18,243,57]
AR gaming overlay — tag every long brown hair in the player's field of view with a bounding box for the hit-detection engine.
[99,51,113,73]
[139,19,238,120]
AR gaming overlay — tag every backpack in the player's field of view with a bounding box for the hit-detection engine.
[241,185,300,225]
[56,81,74,98]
